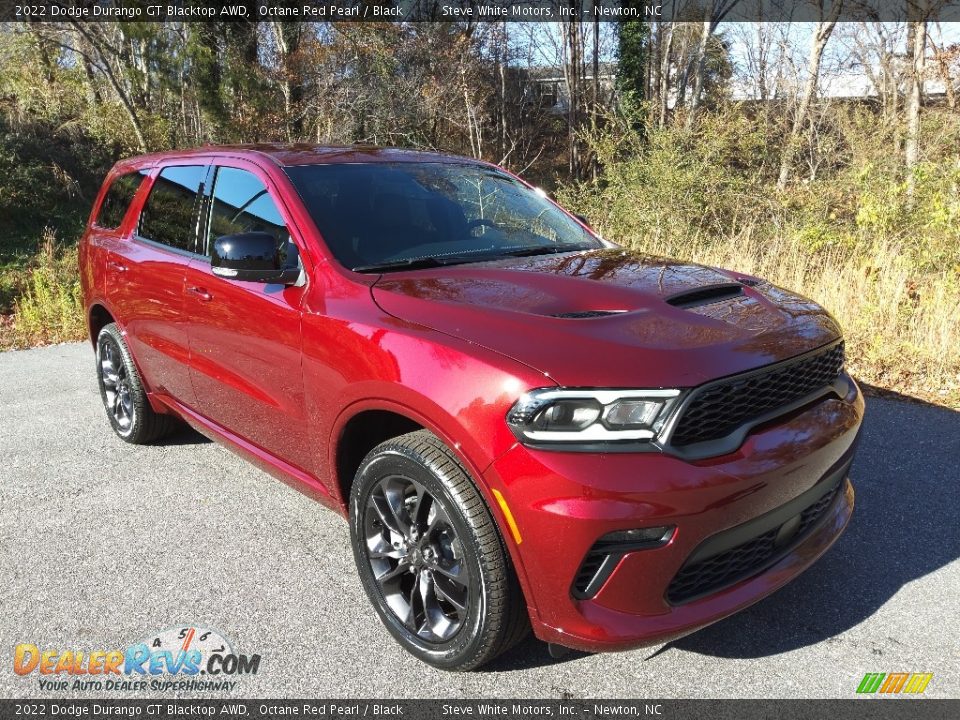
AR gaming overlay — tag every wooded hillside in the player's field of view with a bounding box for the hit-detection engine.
[1,17,958,404]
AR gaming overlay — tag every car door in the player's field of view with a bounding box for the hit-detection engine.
[182,161,313,472]
[107,163,210,409]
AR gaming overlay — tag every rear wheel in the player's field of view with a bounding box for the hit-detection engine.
[349,430,529,670]
[96,323,177,444]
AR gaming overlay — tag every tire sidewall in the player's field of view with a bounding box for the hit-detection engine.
[350,449,489,669]
[96,326,138,441]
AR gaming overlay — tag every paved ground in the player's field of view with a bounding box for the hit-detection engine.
[1,342,958,699]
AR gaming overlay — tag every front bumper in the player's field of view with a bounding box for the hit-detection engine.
[485,375,863,652]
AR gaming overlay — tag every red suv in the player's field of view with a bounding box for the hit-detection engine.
[79,145,863,670]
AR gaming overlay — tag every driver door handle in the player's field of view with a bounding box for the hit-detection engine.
[186,286,212,302]
[107,260,128,272]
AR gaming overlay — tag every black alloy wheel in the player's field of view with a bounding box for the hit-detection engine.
[99,334,134,434]
[363,474,471,642]
[95,323,177,444]
[350,430,529,670]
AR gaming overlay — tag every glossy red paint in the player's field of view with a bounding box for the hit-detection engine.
[485,383,862,649]
[372,252,842,387]
[79,144,864,653]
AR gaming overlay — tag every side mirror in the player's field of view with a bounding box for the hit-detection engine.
[211,232,300,284]
[574,213,591,227]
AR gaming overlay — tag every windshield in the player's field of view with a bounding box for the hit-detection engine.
[284,162,602,271]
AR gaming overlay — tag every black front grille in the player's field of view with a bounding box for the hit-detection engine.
[666,484,841,604]
[797,485,840,536]
[670,342,845,447]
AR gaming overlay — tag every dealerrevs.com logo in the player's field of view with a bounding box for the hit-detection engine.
[13,626,260,693]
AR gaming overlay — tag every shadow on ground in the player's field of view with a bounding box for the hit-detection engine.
[486,637,590,672]
[156,425,212,446]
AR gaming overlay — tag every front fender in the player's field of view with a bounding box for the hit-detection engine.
[303,311,551,625]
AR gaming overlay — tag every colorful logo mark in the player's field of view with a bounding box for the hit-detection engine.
[13,626,260,692]
[857,673,933,695]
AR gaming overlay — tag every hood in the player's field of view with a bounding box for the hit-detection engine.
[371,249,841,388]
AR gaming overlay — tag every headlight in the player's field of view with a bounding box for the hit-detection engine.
[506,388,682,445]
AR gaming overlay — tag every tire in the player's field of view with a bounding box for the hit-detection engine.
[95,323,178,444]
[349,430,529,670]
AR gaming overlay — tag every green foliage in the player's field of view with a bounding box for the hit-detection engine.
[0,28,146,310]
[8,230,85,348]
[0,115,117,259]
[560,103,960,405]
[564,102,773,244]
[565,103,960,274]
[616,19,648,101]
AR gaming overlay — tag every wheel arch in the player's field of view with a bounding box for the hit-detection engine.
[333,406,425,511]
[86,300,166,414]
[88,302,116,347]
[329,397,540,625]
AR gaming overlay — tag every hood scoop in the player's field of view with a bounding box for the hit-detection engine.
[666,283,743,309]
[550,309,628,319]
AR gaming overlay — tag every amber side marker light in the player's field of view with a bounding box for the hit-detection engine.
[491,488,523,545]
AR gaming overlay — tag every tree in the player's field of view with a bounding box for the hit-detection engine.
[928,31,958,110]
[685,0,740,129]
[561,15,585,178]
[652,20,675,128]
[777,2,842,190]
[842,22,905,121]
[269,21,307,140]
[731,22,793,101]
[617,19,648,101]
[905,11,930,198]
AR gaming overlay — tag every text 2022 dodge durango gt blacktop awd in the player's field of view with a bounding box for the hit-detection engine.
[79,145,863,670]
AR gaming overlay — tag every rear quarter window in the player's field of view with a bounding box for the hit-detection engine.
[95,171,145,230]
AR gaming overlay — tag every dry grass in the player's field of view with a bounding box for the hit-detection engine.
[618,227,960,408]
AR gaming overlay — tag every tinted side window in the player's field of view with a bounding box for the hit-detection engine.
[208,167,294,267]
[138,165,206,253]
[95,171,145,230]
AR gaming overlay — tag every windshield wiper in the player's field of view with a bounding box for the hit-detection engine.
[497,243,594,258]
[352,244,594,273]
[352,256,476,273]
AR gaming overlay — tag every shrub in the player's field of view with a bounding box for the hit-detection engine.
[9,229,85,348]
[560,104,960,407]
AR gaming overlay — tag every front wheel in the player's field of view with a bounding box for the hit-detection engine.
[96,323,177,444]
[349,430,529,670]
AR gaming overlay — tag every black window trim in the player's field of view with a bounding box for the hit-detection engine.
[131,233,209,261]
[133,162,211,260]
[192,164,218,262]
[201,163,305,274]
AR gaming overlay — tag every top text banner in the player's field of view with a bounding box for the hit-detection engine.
[4,0,960,23]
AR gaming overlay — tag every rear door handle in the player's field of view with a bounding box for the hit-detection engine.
[186,286,212,302]
[107,260,128,272]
